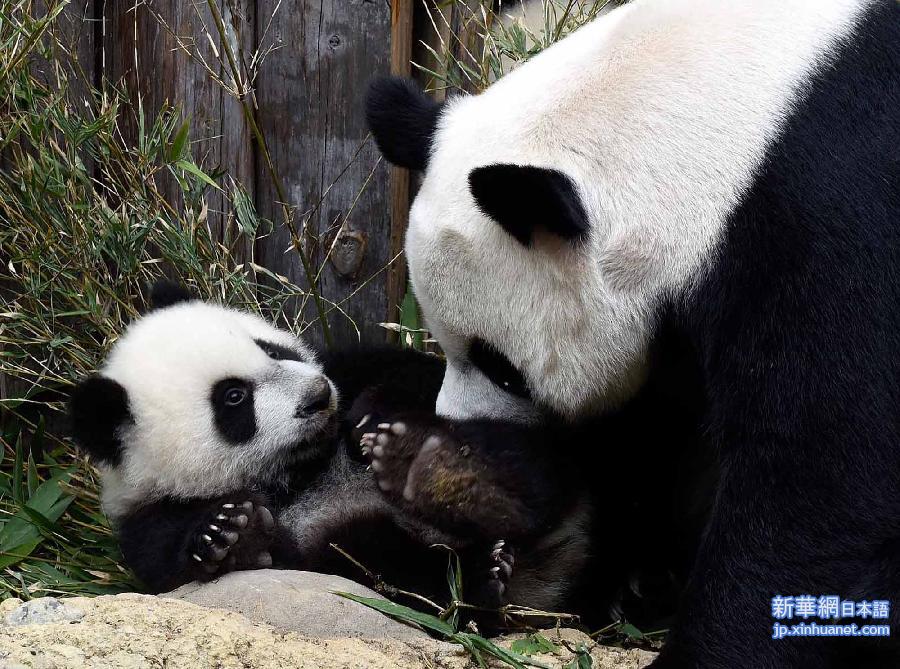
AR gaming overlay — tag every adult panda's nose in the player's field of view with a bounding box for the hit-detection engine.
[298,377,332,415]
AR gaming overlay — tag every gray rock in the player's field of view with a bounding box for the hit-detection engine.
[4,598,84,626]
[163,569,430,640]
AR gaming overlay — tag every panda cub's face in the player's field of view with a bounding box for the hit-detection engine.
[71,299,338,522]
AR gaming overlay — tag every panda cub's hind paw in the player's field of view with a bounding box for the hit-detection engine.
[361,421,419,499]
[362,420,473,509]
[190,500,275,578]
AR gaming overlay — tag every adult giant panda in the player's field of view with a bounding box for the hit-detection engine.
[68,283,593,629]
[367,0,900,667]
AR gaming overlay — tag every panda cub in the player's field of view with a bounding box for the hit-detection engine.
[68,283,592,625]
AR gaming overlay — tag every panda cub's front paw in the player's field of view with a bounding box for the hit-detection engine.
[361,420,476,510]
[190,500,276,578]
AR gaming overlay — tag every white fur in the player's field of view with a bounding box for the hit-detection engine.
[408,0,870,420]
[98,302,338,521]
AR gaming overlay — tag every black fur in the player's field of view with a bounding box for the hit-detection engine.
[365,77,443,171]
[117,492,277,592]
[644,3,900,667]
[255,339,306,363]
[469,338,532,399]
[468,164,589,246]
[359,414,581,537]
[210,378,256,444]
[320,345,445,417]
[149,280,195,310]
[314,348,690,631]
[68,376,131,466]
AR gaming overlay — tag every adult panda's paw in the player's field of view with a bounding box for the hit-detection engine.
[463,540,516,635]
[189,499,276,579]
[484,539,515,604]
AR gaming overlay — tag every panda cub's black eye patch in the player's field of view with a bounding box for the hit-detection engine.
[211,378,256,444]
[255,339,304,362]
[468,338,531,400]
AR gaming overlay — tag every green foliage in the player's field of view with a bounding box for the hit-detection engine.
[0,421,139,598]
[0,7,319,413]
[562,644,594,669]
[510,633,562,657]
[336,593,552,669]
[0,0,323,597]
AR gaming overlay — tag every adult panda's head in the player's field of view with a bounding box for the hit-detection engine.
[69,283,339,523]
[367,0,871,422]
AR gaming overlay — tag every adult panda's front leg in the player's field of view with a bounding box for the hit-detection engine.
[117,492,277,593]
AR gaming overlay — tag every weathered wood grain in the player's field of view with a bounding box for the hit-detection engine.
[387,0,415,336]
[253,0,394,347]
[103,0,256,258]
[49,0,100,106]
[19,0,416,350]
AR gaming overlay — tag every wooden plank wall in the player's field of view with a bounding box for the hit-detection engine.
[252,0,395,347]
[103,0,256,260]
[51,0,414,348]
[40,0,487,348]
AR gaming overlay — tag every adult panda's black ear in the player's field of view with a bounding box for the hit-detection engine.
[468,164,590,246]
[149,280,195,311]
[365,76,443,171]
[68,376,131,466]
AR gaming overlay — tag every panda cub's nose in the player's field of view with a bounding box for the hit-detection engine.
[298,377,332,416]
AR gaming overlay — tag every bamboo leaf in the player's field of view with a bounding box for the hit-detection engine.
[510,633,561,657]
[167,118,191,162]
[174,159,222,191]
[333,592,456,636]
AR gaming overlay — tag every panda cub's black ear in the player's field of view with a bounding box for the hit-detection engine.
[468,164,590,247]
[68,376,131,466]
[149,280,196,311]
[365,76,443,171]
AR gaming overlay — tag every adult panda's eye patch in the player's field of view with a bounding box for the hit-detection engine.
[468,338,531,400]
[254,339,304,363]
